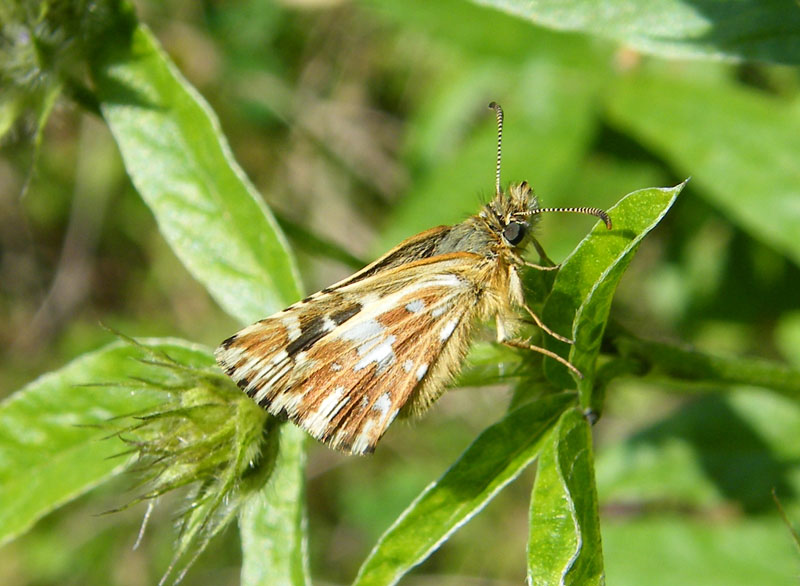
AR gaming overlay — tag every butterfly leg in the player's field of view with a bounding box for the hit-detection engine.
[501,338,583,379]
[523,260,559,271]
[526,237,559,270]
[507,264,573,344]
[520,303,574,345]
[494,314,583,378]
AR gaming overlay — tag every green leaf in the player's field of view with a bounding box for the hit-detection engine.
[89,20,301,324]
[353,392,575,586]
[240,424,310,586]
[472,0,800,65]
[365,0,598,63]
[543,183,685,406]
[606,73,800,269]
[0,338,214,547]
[528,407,604,585]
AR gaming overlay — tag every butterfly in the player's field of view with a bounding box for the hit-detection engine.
[215,103,611,455]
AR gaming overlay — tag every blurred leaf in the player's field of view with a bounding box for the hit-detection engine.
[607,73,800,268]
[456,341,532,388]
[473,0,800,65]
[240,425,310,586]
[596,388,800,513]
[276,212,367,271]
[543,184,684,404]
[89,21,301,325]
[776,311,800,369]
[353,392,575,586]
[529,407,604,585]
[603,517,800,586]
[366,0,601,64]
[0,93,21,140]
[0,338,214,547]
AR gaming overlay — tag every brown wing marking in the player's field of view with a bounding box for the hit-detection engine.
[257,273,477,454]
[215,254,486,454]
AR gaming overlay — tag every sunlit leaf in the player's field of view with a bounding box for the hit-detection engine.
[90,19,301,325]
[0,338,213,546]
[543,183,684,407]
[528,407,603,585]
[353,392,575,586]
[472,0,800,65]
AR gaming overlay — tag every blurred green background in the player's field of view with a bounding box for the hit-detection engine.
[1,0,799,584]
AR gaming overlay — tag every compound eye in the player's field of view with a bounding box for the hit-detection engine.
[503,222,526,245]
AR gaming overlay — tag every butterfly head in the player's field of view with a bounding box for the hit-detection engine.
[483,180,541,249]
[486,102,612,245]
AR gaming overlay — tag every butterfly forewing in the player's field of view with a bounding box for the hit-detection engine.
[215,255,481,454]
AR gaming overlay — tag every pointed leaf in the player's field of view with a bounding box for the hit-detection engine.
[543,184,685,407]
[89,21,301,324]
[353,392,575,586]
[87,14,308,583]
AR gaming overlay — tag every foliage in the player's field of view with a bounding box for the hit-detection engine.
[1,1,799,585]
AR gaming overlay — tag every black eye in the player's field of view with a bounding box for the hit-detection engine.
[503,222,526,245]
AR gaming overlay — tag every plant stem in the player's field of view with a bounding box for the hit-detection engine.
[608,327,800,400]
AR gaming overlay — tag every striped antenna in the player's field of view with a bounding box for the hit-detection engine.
[488,102,503,197]
[534,206,613,230]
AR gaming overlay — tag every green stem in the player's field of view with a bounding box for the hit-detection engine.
[609,328,800,400]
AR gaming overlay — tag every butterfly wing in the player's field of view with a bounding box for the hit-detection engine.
[215,253,483,454]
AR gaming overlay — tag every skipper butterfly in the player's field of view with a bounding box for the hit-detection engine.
[216,103,611,455]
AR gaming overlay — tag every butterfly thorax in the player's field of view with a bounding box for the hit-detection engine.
[445,181,540,263]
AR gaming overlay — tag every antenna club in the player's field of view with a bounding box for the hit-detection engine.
[535,206,613,230]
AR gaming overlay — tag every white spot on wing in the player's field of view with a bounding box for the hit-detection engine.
[428,274,462,288]
[270,350,288,365]
[281,314,301,342]
[431,303,450,318]
[403,359,413,372]
[331,363,342,371]
[440,318,459,341]
[319,387,346,418]
[416,363,428,381]
[306,386,350,436]
[351,418,377,454]
[405,299,425,313]
[339,318,384,346]
[373,392,392,415]
[355,335,396,372]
